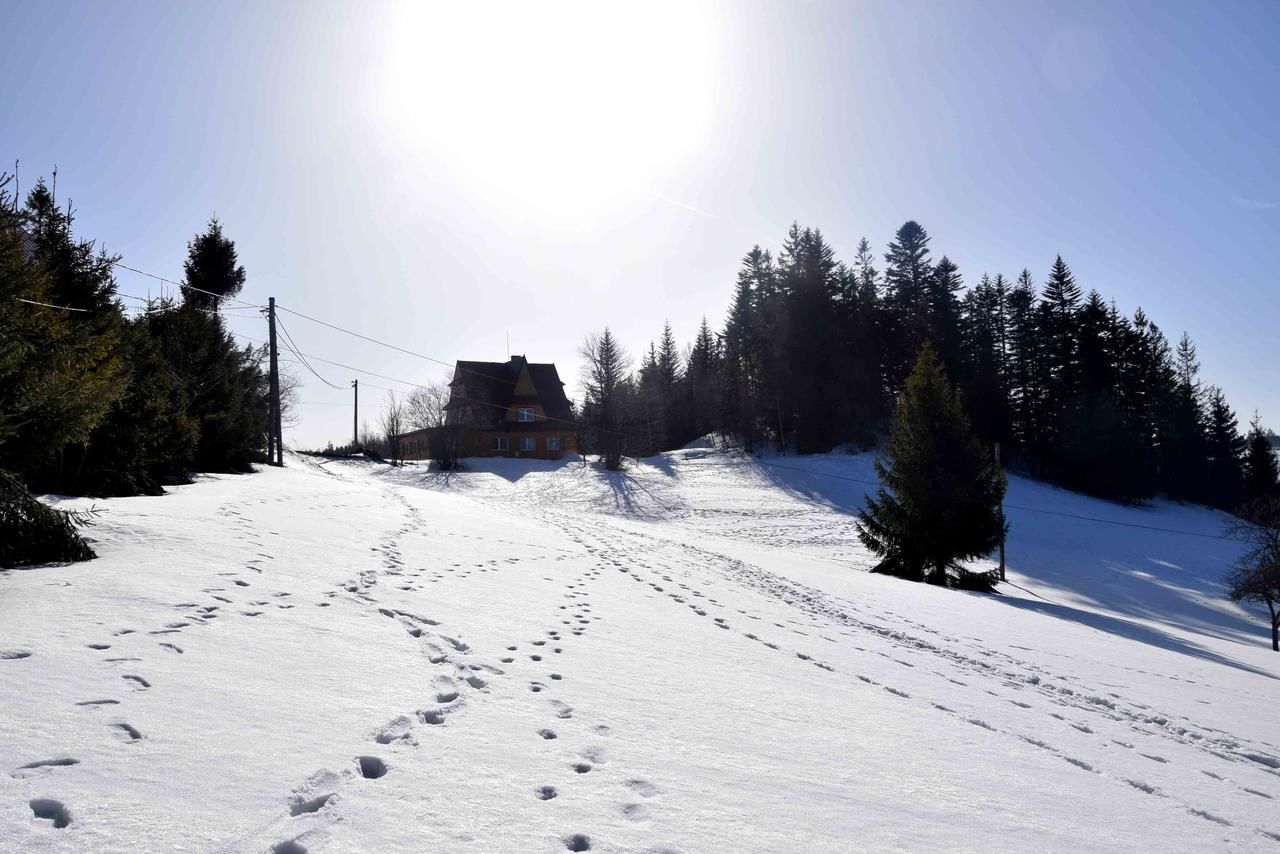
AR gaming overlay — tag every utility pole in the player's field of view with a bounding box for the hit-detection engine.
[351,379,359,448]
[995,441,1006,581]
[268,297,283,467]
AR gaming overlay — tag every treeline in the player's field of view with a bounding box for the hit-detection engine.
[580,221,1278,510]
[0,170,270,505]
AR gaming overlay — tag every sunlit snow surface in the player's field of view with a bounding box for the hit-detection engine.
[2,448,1277,853]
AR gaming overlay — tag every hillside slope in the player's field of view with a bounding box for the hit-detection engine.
[1,448,1277,853]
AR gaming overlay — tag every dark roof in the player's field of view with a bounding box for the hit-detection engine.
[449,356,573,429]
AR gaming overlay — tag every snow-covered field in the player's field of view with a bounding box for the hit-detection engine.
[3,447,1278,853]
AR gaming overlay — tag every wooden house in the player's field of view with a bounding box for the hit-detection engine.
[398,356,577,461]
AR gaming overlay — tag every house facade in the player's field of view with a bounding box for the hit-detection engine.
[398,356,577,461]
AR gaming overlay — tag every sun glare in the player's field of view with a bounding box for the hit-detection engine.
[375,2,720,220]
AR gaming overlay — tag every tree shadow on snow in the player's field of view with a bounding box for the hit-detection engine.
[740,455,1270,673]
[994,593,1276,680]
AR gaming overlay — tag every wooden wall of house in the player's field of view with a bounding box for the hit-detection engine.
[465,431,576,460]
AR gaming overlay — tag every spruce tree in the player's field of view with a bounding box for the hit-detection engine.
[857,343,1006,590]
[882,221,933,387]
[1202,387,1246,511]
[958,273,1006,447]
[685,317,721,441]
[1061,290,1131,497]
[778,225,842,453]
[722,247,770,449]
[168,221,269,472]
[182,217,246,310]
[850,236,887,431]
[1244,414,1280,503]
[579,328,629,470]
[838,259,883,443]
[4,179,127,491]
[656,320,683,446]
[927,255,964,383]
[634,342,666,457]
[1159,332,1208,502]
[1005,269,1041,459]
[1038,255,1082,465]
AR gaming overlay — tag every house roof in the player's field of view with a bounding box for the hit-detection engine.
[450,356,573,428]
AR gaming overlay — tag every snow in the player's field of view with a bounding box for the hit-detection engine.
[2,447,1278,852]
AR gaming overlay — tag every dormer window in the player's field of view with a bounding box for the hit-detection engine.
[517,407,535,422]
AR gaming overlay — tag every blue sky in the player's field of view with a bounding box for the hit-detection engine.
[3,0,1276,446]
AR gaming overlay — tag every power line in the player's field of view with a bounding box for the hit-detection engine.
[115,291,262,318]
[112,260,265,310]
[275,303,521,390]
[1001,502,1233,540]
[228,328,590,432]
[14,296,91,312]
[276,315,343,390]
[275,304,455,370]
[228,331,425,389]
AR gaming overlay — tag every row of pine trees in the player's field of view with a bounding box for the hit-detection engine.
[582,221,1279,511]
[0,170,269,500]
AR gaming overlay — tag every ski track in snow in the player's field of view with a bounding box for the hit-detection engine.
[2,449,1277,852]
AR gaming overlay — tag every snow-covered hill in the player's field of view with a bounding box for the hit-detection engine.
[2,448,1277,853]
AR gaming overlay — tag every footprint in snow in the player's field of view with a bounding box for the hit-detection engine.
[374,716,417,744]
[356,756,387,779]
[624,778,660,798]
[564,833,592,851]
[11,758,79,779]
[621,802,651,821]
[112,722,143,741]
[30,798,72,828]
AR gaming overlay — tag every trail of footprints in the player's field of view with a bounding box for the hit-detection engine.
[551,516,1280,845]
[261,490,663,852]
[12,498,308,833]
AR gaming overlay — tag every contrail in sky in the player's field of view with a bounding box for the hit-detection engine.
[649,190,717,219]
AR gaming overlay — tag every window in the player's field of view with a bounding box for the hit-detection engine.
[547,436,562,451]
[494,436,509,451]
[517,407,535,422]
[520,436,536,452]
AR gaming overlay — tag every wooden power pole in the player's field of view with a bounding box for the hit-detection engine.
[995,441,1006,581]
[267,297,283,467]
[351,379,359,448]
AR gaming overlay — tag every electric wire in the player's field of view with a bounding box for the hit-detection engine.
[275,315,343,390]
[275,303,526,390]
[14,296,91,311]
[112,261,265,309]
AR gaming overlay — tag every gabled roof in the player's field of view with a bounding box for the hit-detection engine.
[449,356,573,428]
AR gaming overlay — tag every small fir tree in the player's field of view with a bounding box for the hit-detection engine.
[857,343,1007,590]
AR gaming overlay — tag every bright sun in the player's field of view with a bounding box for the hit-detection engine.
[374,1,720,220]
